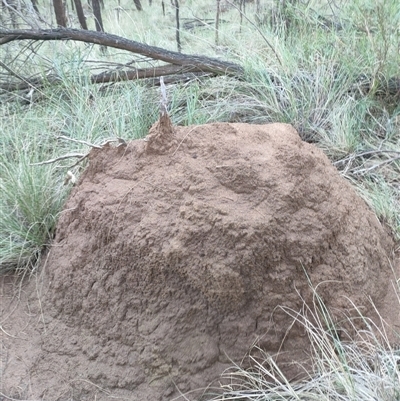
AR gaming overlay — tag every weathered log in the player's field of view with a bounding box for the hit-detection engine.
[0,64,212,93]
[90,64,210,83]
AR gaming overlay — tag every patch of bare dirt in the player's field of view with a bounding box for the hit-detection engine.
[1,122,399,401]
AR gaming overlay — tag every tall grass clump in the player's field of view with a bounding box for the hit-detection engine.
[207,290,400,401]
[0,112,68,274]
[355,178,400,240]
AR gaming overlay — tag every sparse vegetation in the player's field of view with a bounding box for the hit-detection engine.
[1,0,400,399]
[209,294,400,401]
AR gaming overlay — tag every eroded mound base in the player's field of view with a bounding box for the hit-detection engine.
[1,123,397,401]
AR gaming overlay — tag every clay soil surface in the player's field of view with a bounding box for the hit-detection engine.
[1,122,400,401]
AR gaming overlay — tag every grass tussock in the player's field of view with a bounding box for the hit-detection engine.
[206,290,400,401]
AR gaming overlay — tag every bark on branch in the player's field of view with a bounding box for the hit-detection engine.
[90,64,211,83]
[0,28,244,76]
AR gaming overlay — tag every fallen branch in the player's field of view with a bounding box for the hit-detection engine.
[91,64,210,84]
[0,74,61,91]
[0,69,211,93]
[0,28,244,76]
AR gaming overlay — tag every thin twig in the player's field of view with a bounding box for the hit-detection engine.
[0,391,42,401]
[172,127,197,156]
[334,149,400,166]
[0,324,20,339]
[68,154,90,169]
[57,135,102,149]
[0,60,30,84]
[99,137,127,147]
[68,379,112,396]
[31,136,126,167]
[1,0,40,29]
[351,156,400,175]
[30,153,87,166]
[225,0,283,66]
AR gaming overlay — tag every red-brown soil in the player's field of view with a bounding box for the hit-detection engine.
[1,122,399,401]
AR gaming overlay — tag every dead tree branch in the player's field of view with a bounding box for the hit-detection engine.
[0,28,244,76]
[90,64,210,83]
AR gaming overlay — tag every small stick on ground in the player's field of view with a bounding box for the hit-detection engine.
[30,153,87,166]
